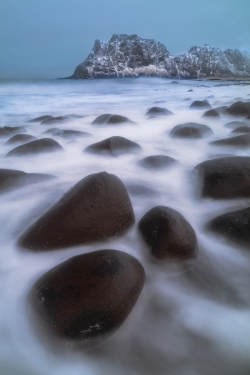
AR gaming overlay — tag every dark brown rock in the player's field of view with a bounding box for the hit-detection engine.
[84,136,141,156]
[0,169,55,193]
[138,155,177,169]
[194,157,250,199]
[202,109,220,118]
[91,114,135,125]
[170,123,213,138]
[231,126,250,134]
[138,206,198,260]
[28,115,54,123]
[226,101,250,117]
[5,134,37,145]
[0,126,26,137]
[210,134,250,147]
[29,249,145,348]
[206,207,250,249]
[19,172,135,251]
[146,107,173,117]
[6,138,63,157]
[189,101,212,109]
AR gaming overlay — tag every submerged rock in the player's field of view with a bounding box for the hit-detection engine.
[146,107,173,117]
[170,123,213,138]
[5,134,37,145]
[138,155,177,169]
[226,101,250,117]
[190,101,212,109]
[138,206,198,260]
[0,168,55,193]
[125,184,157,197]
[84,136,141,156]
[207,207,250,249]
[52,129,91,138]
[91,114,135,125]
[213,106,229,115]
[0,126,26,137]
[41,116,70,125]
[6,138,63,156]
[231,126,250,134]
[202,109,220,118]
[19,172,135,251]
[210,134,250,147]
[194,157,250,199]
[29,249,145,348]
[224,121,248,129]
[28,115,54,123]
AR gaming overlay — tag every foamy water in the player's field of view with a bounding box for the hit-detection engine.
[0,78,250,375]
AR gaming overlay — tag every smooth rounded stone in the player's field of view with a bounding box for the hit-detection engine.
[0,168,55,193]
[170,123,213,139]
[206,207,250,249]
[202,109,220,118]
[213,106,229,114]
[0,126,27,137]
[224,121,248,129]
[210,134,250,148]
[5,134,37,145]
[6,138,63,157]
[194,157,250,199]
[226,101,250,117]
[28,115,54,123]
[42,128,60,134]
[125,184,157,197]
[137,155,177,170]
[231,126,250,134]
[84,136,141,156]
[41,116,70,125]
[91,114,134,125]
[19,172,135,251]
[138,206,198,260]
[146,107,173,117]
[52,129,91,138]
[29,249,145,348]
[189,101,212,109]
[187,89,193,92]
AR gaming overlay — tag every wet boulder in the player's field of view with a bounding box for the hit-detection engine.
[0,126,26,137]
[5,134,37,145]
[231,126,250,134]
[210,134,250,148]
[138,155,177,170]
[0,168,55,193]
[226,101,250,117]
[52,129,91,138]
[194,157,250,199]
[202,109,220,118]
[42,128,60,134]
[146,107,173,117]
[19,172,135,251]
[91,114,135,125]
[84,136,141,156]
[41,116,70,125]
[189,101,212,109]
[28,115,54,123]
[207,207,250,249]
[29,249,145,348]
[6,138,63,157]
[224,121,248,129]
[138,206,198,260]
[170,123,213,138]
[213,106,229,115]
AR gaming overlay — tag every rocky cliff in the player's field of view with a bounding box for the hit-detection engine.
[70,34,250,79]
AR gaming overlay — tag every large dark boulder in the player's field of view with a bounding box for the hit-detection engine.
[5,134,37,145]
[0,126,26,137]
[202,109,220,118]
[231,126,250,134]
[170,123,213,138]
[146,107,173,117]
[19,172,135,251]
[29,249,145,348]
[194,157,250,199]
[226,101,250,117]
[137,155,177,170]
[0,169,55,193]
[28,115,54,123]
[52,129,91,138]
[210,134,250,147]
[84,136,141,156]
[189,101,212,109]
[91,114,135,125]
[6,138,63,157]
[138,206,198,260]
[206,207,250,249]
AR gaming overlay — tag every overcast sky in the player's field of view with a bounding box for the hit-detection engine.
[1,0,250,79]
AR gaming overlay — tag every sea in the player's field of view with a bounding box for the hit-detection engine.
[0,77,250,375]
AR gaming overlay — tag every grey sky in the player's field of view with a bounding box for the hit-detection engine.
[1,0,250,78]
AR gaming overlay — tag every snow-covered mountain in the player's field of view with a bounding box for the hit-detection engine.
[70,34,250,79]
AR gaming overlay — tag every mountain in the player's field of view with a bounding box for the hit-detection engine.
[70,34,250,79]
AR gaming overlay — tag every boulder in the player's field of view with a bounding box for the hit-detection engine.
[138,206,198,260]
[213,106,229,115]
[146,107,173,117]
[42,128,60,134]
[170,123,213,138]
[244,115,250,121]
[210,134,250,147]
[5,134,37,145]
[0,126,26,137]
[52,129,91,138]
[19,172,135,251]
[6,138,63,157]
[125,184,157,197]
[206,207,250,249]
[202,109,220,118]
[91,114,135,125]
[189,101,212,109]
[226,101,250,117]
[0,168,55,193]
[137,155,177,170]
[84,136,141,156]
[194,157,250,199]
[231,126,250,134]
[28,115,54,123]
[187,89,193,92]
[41,116,70,125]
[29,249,145,348]
[224,121,248,129]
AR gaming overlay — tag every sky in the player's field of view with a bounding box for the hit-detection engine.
[0,0,250,79]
